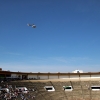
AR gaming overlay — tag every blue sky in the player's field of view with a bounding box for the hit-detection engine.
[0,0,100,72]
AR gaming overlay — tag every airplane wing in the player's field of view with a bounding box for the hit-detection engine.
[32,25,36,28]
[27,23,36,28]
[27,24,32,26]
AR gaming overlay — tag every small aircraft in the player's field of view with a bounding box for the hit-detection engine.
[27,24,36,28]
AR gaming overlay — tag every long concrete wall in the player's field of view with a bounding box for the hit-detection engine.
[28,75,37,79]
[11,73,100,80]
[59,75,69,79]
[11,74,17,78]
[91,75,100,79]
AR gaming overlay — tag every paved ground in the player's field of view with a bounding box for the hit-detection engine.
[19,78,100,82]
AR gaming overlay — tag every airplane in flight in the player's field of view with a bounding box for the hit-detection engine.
[27,24,36,28]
